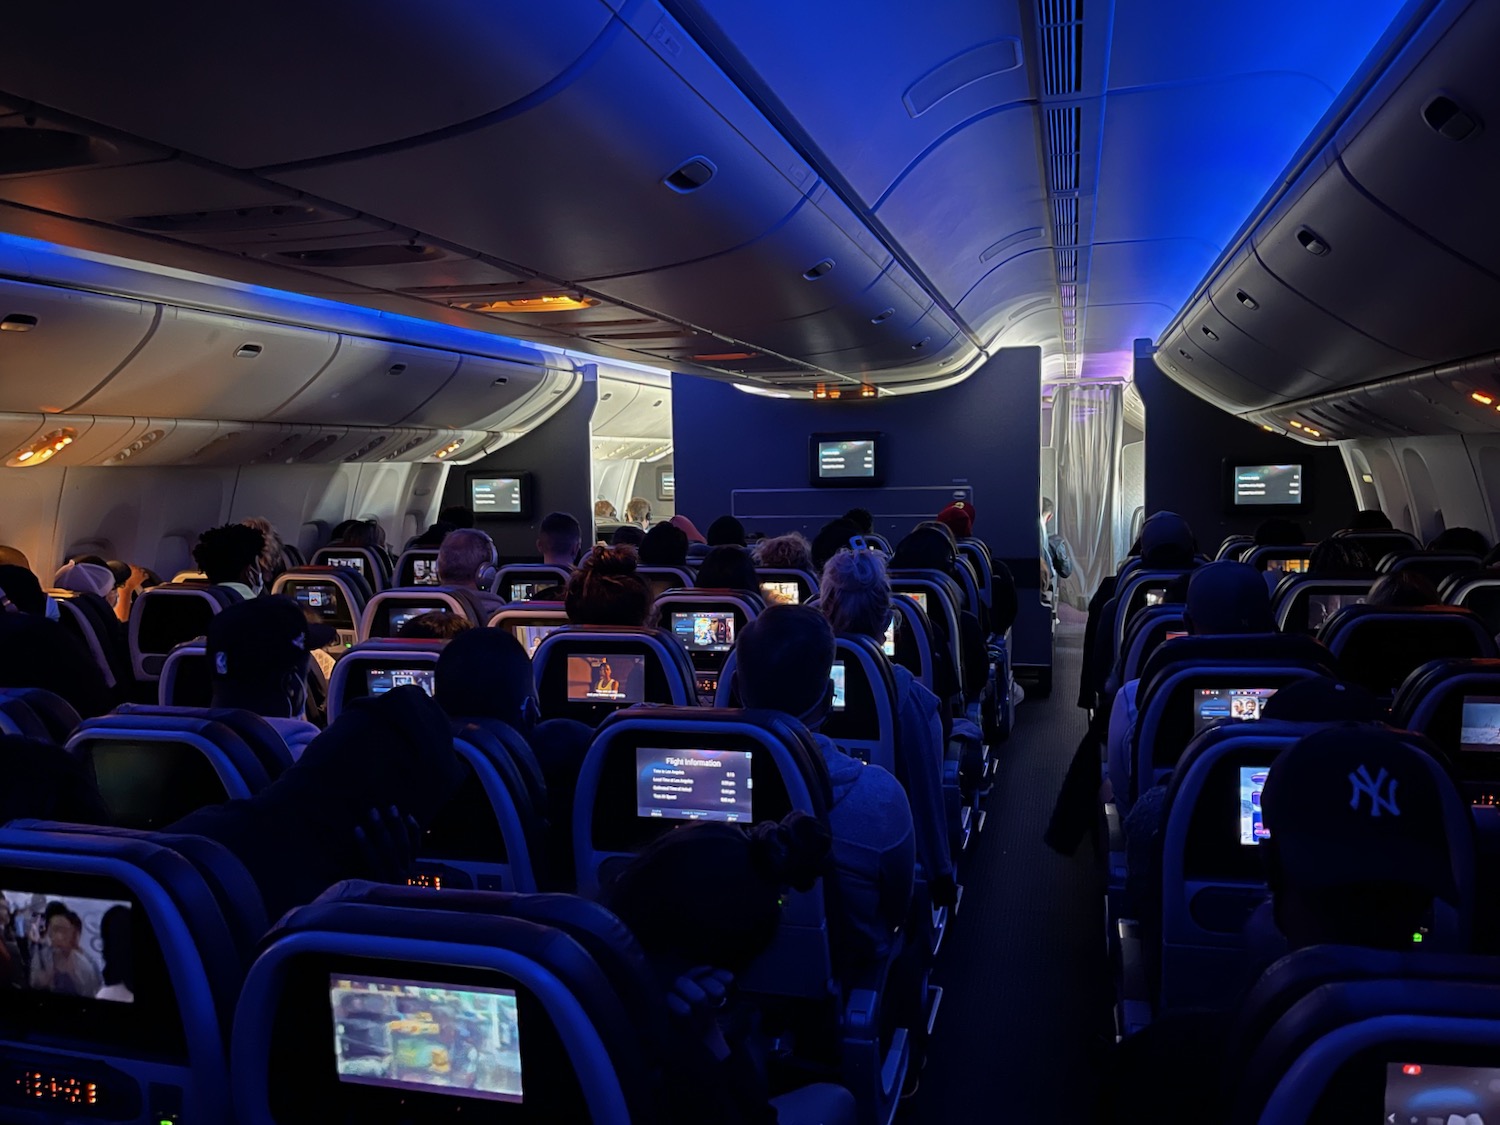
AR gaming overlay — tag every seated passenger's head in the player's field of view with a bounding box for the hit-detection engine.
[566,545,655,626]
[51,561,115,601]
[1042,496,1055,525]
[819,548,891,640]
[436,528,496,590]
[593,499,618,521]
[536,511,582,566]
[206,595,329,718]
[396,611,473,640]
[669,514,705,546]
[842,507,874,535]
[0,565,46,616]
[754,532,813,572]
[694,546,758,592]
[639,521,689,567]
[1183,560,1274,634]
[410,521,455,548]
[707,515,746,547]
[435,627,538,730]
[934,500,975,540]
[611,524,646,549]
[1253,517,1305,548]
[1429,526,1489,557]
[892,526,956,575]
[625,497,652,527]
[1367,569,1442,608]
[439,505,475,530]
[1261,677,1382,724]
[1308,537,1375,578]
[736,604,836,722]
[331,519,382,549]
[1139,511,1196,569]
[602,813,830,976]
[192,524,267,590]
[0,735,108,824]
[811,518,860,571]
[1262,726,1456,951]
[1349,509,1394,531]
[241,517,286,581]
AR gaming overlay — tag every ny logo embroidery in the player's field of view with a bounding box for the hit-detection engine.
[1348,764,1400,817]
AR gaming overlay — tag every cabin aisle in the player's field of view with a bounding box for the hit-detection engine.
[905,623,1111,1123]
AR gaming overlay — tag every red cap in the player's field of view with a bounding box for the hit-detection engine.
[935,500,975,538]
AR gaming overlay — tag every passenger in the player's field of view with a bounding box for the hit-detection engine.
[706,515,747,547]
[435,628,592,885]
[537,510,582,567]
[625,497,653,528]
[934,499,975,540]
[30,902,101,998]
[204,597,329,760]
[435,528,506,620]
[168,685,464,920]
[1349,508,1394,530]
[611,525,646,549]
[601,814,832,1125]
[693,546,759,593]
[1252,517,1304,548]
[50,560,115,602]
[753,532,814,572]
[1306,536,1374,578]
[735,604,916,966]
[810,518,861,572]
[640,521,690,567]
[102,558,150,623]
[191,523,267,600]
[565,545,655,627]
[1429,526,1489,557]
[819,551,957,908]
[0,735,110,824]
[670,514,707,546]
[395,610,473,640]
[328,518,379,548]
[842,507,875,535]
[241,516,289,583]
[439,505,475,530]
[407,519,455,549]
[0,565,111,717]
[594,499,619,521]
[891,526,989,700]
[1366,569,1441,607]
[94,905,133,1002]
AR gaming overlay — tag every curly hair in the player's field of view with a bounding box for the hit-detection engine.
[565,545,655,626]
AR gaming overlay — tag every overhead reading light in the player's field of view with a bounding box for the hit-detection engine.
[433,438,466,460]
[1261,424,1275,432]
[456,295,597,314]
[813,384,828,399]
[1289,420,1303,428]
[8,427,75,468]
[1304,427,1322,437]
[860,385,877,398]
[1473,392,1494,406]
[113,428,165,463]
[0,313,38,332]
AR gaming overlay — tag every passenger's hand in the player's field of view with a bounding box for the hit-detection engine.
[666,966,734,1060]
[353,806,422,884]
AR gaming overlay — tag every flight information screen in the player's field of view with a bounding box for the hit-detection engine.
[1233,464,1302,506]
[471,477,523,513]
[818,440,876,479]
[636,747,753,823]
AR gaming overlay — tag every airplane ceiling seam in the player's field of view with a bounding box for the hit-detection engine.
[57,300,162,415]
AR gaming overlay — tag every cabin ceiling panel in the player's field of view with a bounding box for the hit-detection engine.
[661,0,1030,206]
[71,307,339,420]
[1076,305,1171,381]
[953,246,1057,348]
[240,236,526,295]
[872,104,1048,307]
[0,278,157,414]
[0,2,616,169]
[269,338,462,428]
[595,381,671,440]
[270,27,807,284]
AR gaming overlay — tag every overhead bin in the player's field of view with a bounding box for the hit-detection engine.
[0,2,615,169]
[1337,0,1500,280]
[72,306,338,420]
[1253,160,1500,364]
[400,355,572,433]
[270,338,461,428]
[1190,300,1335,404]
[272,23,807,283]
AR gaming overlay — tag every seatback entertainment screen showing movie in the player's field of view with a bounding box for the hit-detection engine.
[387,608,432,634]
[635,748,753,823]
[325,554,367,578]
[671,611,735,652]
[512,624,561,658]
[293,583,342,620]
[410,558,438,586]
[0,891,134,1002]
[366,667,436,698]
[1193,687,1278,735]
[566,654,645,704]
[760,581,799,606]
[1306,592,1365,631]
[1233,464,1302,506]
[330,974,522,1103]
[831,660,846,712]
[1461,695,1500,753]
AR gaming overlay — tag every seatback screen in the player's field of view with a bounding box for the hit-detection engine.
[387,608,432,634]
[897,590,929,614]
[1239,767,1270,846]
[1461,695,1500,752]
[365,668,436,698]
[470,477,522,514]
[1385,1062,1500,1121]
[566,654,645,703]
[635,747,753,823]
[410,558,438,586]
[1234,464,1302,506]
[671,611,735,652]
[1193,687,1278,735]
[760,581,799,606]
[1,891,134,1002]
[325,555,367,578]
[509,582,541,602]
[1264,556,1309,573]
[1144,588,1166,608]
[831,660,846,712]
[292,583,342,620]
[330,974,522,1103]
[512,623,560,658]
[1306,592,1365,631]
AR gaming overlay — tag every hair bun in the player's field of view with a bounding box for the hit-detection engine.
[588,545,640,577]
[750,812,831,893]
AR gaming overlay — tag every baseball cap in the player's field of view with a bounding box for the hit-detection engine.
[1185,560,1274,634]
[206,596,336,679]
[1261,726,1457,897]
[52,561,115,600]
[935,500,975,538]
[1261,678,1381,724]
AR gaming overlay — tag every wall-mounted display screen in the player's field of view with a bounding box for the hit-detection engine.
[366,667,436,697]
[809,432,885,488]
[1233,464,1303,506]
[330,974,522,1103]
[1239,767,1270,846]
[635,747,752,823]
[471,477,523,513]
[658,470,675,502]
[566,654,645,703]
[1193,687,1278,735]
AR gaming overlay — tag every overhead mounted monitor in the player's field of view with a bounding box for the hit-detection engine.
[657,469,675,502]
[809,431,885,488]
[468,472,532,520]
[1228,463,1304,507]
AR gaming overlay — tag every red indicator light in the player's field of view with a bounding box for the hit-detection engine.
[1402,1064,1422,1076]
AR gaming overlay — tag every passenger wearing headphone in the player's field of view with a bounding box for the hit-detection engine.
[435,528,506,621]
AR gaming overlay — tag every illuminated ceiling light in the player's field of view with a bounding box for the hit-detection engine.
[1261,424,1275,431]
[813,384,828,399]
[860,385,877,398]
[1289,420,1303,429]
[827,388,842,399]
[1473,392,1494,405]
[8,427,75,468]
[1304,427,1321,437]
[433,437,466,460]
[457,295,598,314]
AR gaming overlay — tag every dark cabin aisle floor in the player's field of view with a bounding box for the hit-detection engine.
[905,622,1112,1123]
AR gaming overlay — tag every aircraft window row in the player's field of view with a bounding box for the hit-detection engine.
[0,501,1010,1123]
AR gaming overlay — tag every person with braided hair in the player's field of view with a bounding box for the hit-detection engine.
[564,544,655,626]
